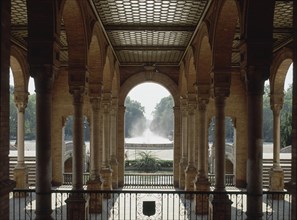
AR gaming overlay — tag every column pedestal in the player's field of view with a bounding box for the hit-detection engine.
[66,194,88,220]
[185,165,197,192]
[13,166,29,197]
[87,178,102,213]
[269,168,284,200]
[195,177,210,214]
[210,194,232,220]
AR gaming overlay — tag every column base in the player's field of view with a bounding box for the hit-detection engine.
[269,167,284,200]
[66,193,89,220]
[87,178,102,213]
[195,176,211,214]
[13,165,29,197]
[110,157,119,189]
[210,194,232,220]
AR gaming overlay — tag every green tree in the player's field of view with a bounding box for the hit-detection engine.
[9,86,17,139]
[124,96,146,137]
[150,96,174,138]
[263,84,273,142]
[25,94,36,139]
[280,84,292,147]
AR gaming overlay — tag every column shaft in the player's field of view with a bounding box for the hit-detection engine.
[272,105,281,168]
[179,99,188,189]
[90,98,101,180]
[17,107,25,165]
[246,84,264,219]
[72,90,84,190]
[198,100,208,179]
[214,95,226,191]
[35,77,53,220]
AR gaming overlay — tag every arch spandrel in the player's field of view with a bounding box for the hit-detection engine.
[62,0,88,68]
[270,48,293,95]
[102,47,115,93]
[10,45,30,93]
[87,23,105,96]
[193,22,212,97]
[178,62,188,98]
[184,47,197,93]
[212,0,238,70]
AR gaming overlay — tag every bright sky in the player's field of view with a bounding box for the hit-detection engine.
[127,82,170,120]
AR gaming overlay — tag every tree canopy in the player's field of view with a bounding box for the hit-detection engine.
[150,96,174,139]
[124,96,146,138]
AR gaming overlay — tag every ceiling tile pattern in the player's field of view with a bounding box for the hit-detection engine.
[9,0,294,67]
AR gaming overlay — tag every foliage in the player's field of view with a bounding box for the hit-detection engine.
[124,96,146,138]
[133,151,161,172]
[263,84,273,142]
[280,84,292,147]
[150,96,174,138]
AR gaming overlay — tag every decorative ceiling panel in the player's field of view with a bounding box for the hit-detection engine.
[92,0,209,66]
[11,0,27,25]
[274,1,293,28]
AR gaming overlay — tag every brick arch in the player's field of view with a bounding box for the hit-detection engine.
[112,61,120,98]
[178,62,187,98]
[119,72,179,107]
[270,48,293,95]
[10,45,30,93]
[62,0,88,67]
[87,22,105,95]
[212,0,238,69]
[102,47,115,93]
[184,47,196,93]
[194,22,212,84]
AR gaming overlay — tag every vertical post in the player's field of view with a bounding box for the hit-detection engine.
[34,70,54,220]
[87,97,102,213]
[117,105,125,187]
[173,106,181,188]
[269,96,284,195]
[100,93,113,190]
[179,98,188,189]
[195,98,210,214]
[13,93,29,191]
[110,97,119,189]
[185,94,197,192]
[246,77,265,220]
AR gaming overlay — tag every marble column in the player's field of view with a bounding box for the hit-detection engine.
[179,98,188,189]
[100,93,113,190]
[269,96,284,195]
[34,71,54,220]
[185,96,197,192]
[195,98,210,214]
[13,93,29,191]
[66,88,88,219]
[87,97,102,213]
[110,98,119,189]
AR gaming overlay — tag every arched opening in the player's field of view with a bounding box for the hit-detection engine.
[124,82,175,186]
[62,115,90,184]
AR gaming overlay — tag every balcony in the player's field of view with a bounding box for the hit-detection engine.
[10,173,293,220]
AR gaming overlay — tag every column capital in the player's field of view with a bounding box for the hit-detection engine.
[270,93,284,107]
[14,91,29,111]
[31,64,55,94]
[71,88,84,105]
[90,97,101,111]
[198,98,209,112]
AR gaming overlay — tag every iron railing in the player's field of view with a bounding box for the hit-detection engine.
[124,173,174,187]
[62,173,235,187]
[10,189,292,220]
